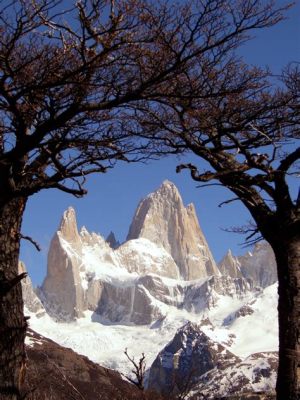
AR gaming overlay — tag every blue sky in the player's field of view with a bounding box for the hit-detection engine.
[21,1,300,285]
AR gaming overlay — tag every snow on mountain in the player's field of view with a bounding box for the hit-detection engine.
[25,281,278,397]
[23,181,279,398]
[148,321,240,396]
[190,352,278,399]
[26,282,278,374]
[117,238,180,278]
[227,283,278,357]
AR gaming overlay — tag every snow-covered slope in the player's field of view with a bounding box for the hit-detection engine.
[190,352,277,399]
[25,282,278,396]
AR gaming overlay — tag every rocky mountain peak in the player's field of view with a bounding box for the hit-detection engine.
[106,231,120,249]
[218,249,242,279]
[239,241,277,288]
[42,206,84,320]
[218,242,277,288]
[19,261,46,317]
[58,206,80,244]
[148,321,239,396]
[152,179,181,201]
[127,181,219,280]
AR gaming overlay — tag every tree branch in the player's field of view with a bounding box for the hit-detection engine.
[19,234,41,252]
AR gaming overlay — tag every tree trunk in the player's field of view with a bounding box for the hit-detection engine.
[274,235,300,400]
[0,197,27,400]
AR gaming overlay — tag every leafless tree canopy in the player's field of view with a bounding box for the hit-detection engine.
[134,61,299,240]
[123,348,146,391]
[0,0,289,203]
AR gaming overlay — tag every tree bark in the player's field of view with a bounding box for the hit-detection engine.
[274,235,300,400]
[0,197,27,400]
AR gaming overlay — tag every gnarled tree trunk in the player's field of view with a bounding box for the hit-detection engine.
[0,197,27,400]
[274,235,300,400]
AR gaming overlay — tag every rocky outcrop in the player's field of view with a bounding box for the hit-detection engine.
[87,273,254,324]
[127,180,219,280]
[106,231,120,249]
[147,322,240,396]
[218,242,277,288]
[41,207,85,320]
[239,242,277,288]
[219,249,243,279]
[19,261,46,317]
[190,352,278,399]
[92,278,164,325]
[183,275,253,313]
[148,321,277,399]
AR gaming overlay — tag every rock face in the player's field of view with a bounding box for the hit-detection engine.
[19,261,46,317]
[218,242,277,288]
[183,275,253,313]
[218,250,243,279]
[148,322,240,396]
[190,352,278,399]
[127,180,219,280]
[41,207,85,320]
[106,231,120,249]
[239,242,277,288]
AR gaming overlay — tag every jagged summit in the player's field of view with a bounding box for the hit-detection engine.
[148,321,240,396]
[58,206,80,243]
[127,181,219,280]
[106,231,120,249]
[218,249,242,279]
[152,179,180,196]
[39,181,277,325]
[218,242,277,288]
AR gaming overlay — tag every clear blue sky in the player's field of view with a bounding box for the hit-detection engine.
[21,1,300,286]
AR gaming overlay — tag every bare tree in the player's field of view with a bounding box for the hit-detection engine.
[134,59,299,399]
[0,0,289,398]
[123,348,146,391]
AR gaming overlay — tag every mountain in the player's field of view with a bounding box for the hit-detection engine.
[148,321,277,398]
[41,207,86,320]
[190,351,277,399]
[40,207,181,323]
[127,180,219,280]
[148,321,240,396]
[106,231,120,249]
[40,181,224,321]
[238,242,277,288]
[23,180,279,399]
[218,249,243,279]
[218,242,277,288]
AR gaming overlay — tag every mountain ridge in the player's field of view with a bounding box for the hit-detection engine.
[22,180,279,399]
